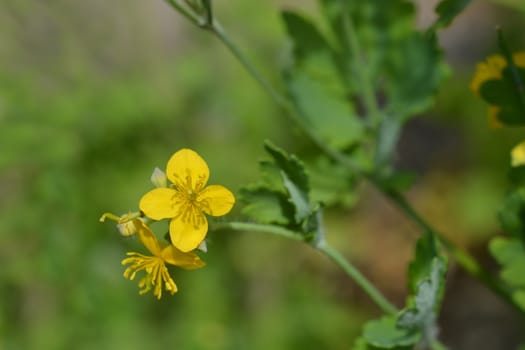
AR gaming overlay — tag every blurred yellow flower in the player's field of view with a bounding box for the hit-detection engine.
[122,219,206,299]
[470,52,525,128]
[139,149,235,252]
[511,141,525,167]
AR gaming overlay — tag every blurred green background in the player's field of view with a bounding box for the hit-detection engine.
[1,1,525,349]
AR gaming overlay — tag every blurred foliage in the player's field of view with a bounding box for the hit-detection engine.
[1,0,525,349]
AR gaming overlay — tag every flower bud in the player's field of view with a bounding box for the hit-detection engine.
[150,167,167,188]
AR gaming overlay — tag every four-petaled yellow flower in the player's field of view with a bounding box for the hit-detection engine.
[122,219,206,299]
[139,149,235,252]
[470,52,525,128]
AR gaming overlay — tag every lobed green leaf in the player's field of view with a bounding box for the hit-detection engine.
[281,11,364,150]
[363,316,420,349]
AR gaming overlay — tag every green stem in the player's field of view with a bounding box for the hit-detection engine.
[382,189,517,310]
[339,0,381,128]
[212,221,397,315]
[317,243,398,314]
[210,22,289,109]
[164,0,201,26]
[212,222,303,241]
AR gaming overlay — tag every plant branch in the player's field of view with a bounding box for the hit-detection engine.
[164,0,201,26]
[164,0,515,314]
[317,242,398,314]
[212,221,398,315]
[382,189,518,311]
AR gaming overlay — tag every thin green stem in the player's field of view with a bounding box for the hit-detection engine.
[212,221,397,315]
[317,243,398,314]
[339,0,381,128]
[382,188,518,310]
[164,0,201,26]
[211,221,303,241]
[210,22,289,109]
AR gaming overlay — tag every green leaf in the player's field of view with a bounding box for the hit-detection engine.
[284,70,363,149]
[398,234,448,347]
[282,11,329,58]
[490,237,525,312]
[363,316,420,349]
[398,258,447,331]
[513,290,525,310]
[357,234,448,349]
[281,11,364,150]
[490,237,525,288]
[352,337,412,350]
[264,140,309,197]
[240,142,322,238]
[384,33,448,119]
[431,0,472,30]
[239,187,292,225]
[307,156,359,207]
[498,187,525,241]
[408,233,438,294]
[320,0,448,120]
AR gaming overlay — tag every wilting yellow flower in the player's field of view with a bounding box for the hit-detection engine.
[511,141,525,167]
[139,149,235,252]
[470,52,525,127]
[122,219,206,299]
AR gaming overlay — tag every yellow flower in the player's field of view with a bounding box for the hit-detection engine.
[122,219,206,299]
[470,52,525,127]
[511,141,525,167]
[139,149,235,252]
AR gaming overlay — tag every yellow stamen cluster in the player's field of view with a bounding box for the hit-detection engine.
[122,252,177,299]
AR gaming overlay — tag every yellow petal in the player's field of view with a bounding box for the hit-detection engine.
[513,52,525,67]
[133,220,162,256]
[161,245,206,270]
[166,149,209,192]
[470,55,506,95]
[488,106,502,128]
[198,185,235,216]
[139,188,178,220]
[511,141,525,167]
[169,213,208,252]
